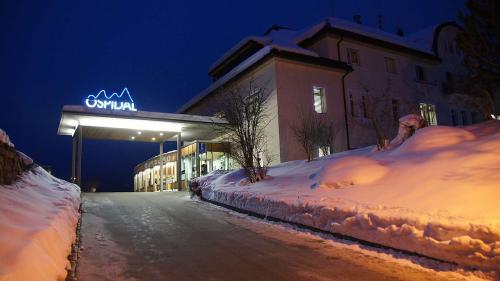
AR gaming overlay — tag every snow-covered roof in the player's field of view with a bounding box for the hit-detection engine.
[182,17,455,114]
[405,24,441,52]
[209,17,446,76]
[180,46,275,113]
[209,36,271,72]
[296,17,435,54]
[178,43,349,113]
[208,29,319,74]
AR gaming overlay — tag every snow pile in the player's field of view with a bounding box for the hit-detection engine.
[0,167,81,281]
[200,121,500,271]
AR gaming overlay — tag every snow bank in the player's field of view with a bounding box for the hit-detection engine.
[0,167,81,281]
[200,121,500,271]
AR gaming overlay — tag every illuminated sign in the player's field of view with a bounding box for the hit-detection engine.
[85,88,137,111]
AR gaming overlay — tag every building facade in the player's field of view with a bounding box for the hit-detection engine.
[134,17,499,189]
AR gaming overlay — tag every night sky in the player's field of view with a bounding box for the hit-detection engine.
[0,0,464,191]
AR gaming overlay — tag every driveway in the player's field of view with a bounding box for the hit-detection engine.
[77,192,471,281]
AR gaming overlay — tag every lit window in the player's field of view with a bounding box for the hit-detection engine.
[415,65,426,81]
[313,86,326,113]
[419,103,437,125]
[319,146,330,157]
[385,57,397,73]
[347,48,360,65]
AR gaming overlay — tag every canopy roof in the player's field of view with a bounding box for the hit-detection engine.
[57,105,227,142]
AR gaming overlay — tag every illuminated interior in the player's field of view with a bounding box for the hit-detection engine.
[134,141,231,192]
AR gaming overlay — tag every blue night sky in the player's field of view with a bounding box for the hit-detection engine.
[0,0,465,191]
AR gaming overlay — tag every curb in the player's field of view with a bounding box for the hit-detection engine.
[66,202,83,281]
[200,195,457,267]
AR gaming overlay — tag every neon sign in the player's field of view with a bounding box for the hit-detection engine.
[85,88,137,111]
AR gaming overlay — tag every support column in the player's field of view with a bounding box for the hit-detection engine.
[71,134,77,183]
[195,142,200,178]
[159,142,164,192]
[176,132,182,191]
[76,126,83,187]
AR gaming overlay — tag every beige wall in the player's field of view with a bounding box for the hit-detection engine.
[184,60,281,166]
[302,25,492,148]
[338,38,441,148]
[274,58,348,162]
[182,24,496,165]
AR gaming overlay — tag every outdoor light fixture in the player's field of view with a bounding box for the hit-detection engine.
[159,132,164,136]
[152,137,156,141]
[74,117,182,133]
[131,136,135,140]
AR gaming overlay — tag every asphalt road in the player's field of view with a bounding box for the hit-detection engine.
[77,192,473,281]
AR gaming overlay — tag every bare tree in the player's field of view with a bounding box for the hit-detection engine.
[292,109,317,162]
[360,81,394,150]
[358,79,417,150]
[457,0,500,119]
[214,80,272,183]
[317,119,338,156]
[292,109,339,161]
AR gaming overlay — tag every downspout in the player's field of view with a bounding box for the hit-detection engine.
[337,35,352,150]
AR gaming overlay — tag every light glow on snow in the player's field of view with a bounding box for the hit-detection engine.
[0,167,80,281]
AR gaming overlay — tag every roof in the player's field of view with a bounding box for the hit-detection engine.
[301,17,439,53]
[177,46,351,113]
[179,17,458,114]
[406,21,462,54]
[209,17,451,76]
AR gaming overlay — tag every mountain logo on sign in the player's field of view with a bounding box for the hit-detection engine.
[85,88,137,111]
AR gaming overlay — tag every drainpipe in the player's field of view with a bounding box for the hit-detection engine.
[337,35,352,150]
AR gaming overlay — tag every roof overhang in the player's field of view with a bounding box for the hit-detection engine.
[58,105,227,142]
[177,47,351,113]
[298,25,440,62]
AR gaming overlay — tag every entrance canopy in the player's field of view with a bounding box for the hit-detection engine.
[57,105,228,189]
[57,105,227,142]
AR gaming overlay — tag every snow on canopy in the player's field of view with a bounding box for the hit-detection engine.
[199,121,500,271]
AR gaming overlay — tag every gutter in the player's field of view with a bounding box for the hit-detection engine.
[337,35,352,150]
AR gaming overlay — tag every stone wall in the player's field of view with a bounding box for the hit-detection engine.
[0,142,28,185]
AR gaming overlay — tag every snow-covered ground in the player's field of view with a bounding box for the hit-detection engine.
[0,135,80,280]
[200,121,500,272]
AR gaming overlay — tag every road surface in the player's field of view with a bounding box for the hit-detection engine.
[77,192,474,281]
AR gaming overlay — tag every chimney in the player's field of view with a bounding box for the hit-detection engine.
[353,15,362,24]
